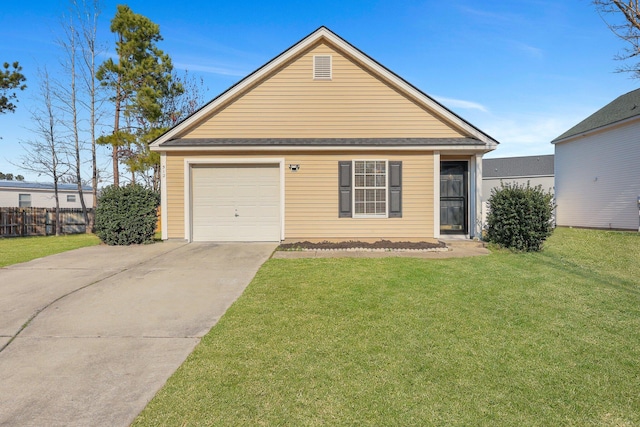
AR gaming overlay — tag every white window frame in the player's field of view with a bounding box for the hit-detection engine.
[313,55,332,80]
[18,193,31,208]
[352,160,388,218]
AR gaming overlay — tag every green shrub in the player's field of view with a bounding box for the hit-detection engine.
[95,184,160,245]
[486,182,554,252]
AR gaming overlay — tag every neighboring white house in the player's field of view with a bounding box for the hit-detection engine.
[481,155,555,225]
[552,88,640,231]
[0,181,93,209]
[483,155,554,197]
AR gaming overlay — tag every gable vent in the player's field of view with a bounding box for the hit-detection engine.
[313,55,332,80]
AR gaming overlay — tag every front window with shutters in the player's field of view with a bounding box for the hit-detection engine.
[354,160,387,217]
[338,160,401,219]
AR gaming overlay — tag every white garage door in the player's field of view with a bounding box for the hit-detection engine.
[191,164,280,242]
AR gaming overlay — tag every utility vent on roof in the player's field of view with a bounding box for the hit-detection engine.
[313,55,332,80]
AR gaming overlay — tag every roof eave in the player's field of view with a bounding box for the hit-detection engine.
[552,114,640,144]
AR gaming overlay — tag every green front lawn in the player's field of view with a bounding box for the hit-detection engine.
[0,234,101,267]
[134,228,640,426]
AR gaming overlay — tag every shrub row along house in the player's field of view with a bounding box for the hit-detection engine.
[150,27,499,243]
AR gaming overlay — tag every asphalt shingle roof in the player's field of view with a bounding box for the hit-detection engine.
[552,88,640,142]
[483,155,554,178]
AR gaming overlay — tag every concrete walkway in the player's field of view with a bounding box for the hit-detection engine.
[0,242,276,427]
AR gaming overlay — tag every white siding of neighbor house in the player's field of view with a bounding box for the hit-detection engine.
[554,119,640,230]
[0,188,94,209]
[481,176,555,226]
[482,176,555,201]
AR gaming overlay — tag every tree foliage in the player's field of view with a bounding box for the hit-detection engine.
[0,172,25,181]
[97,4,182,187]
[486,182,555,252]
[0,62,27,114]
[594,0,640,77]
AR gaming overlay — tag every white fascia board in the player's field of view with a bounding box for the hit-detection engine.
[151,27,499,149]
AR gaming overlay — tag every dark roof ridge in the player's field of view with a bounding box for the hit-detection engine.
[552,87,640,143]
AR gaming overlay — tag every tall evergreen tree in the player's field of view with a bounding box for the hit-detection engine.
[0,62,27,114]
[97,5,177,186]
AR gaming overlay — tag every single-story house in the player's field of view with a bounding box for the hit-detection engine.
[0,181,93,209]
[150,27,499,242]
[482,155,554,197]
[552,88,640,231]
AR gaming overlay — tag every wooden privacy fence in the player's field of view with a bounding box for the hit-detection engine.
[0,207,94,237]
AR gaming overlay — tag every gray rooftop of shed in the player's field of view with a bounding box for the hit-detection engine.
[552,88,640,142]
[483,155,554,178]
[161,137,485,147]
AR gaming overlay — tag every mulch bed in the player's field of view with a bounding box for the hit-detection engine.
[277,240,447,251]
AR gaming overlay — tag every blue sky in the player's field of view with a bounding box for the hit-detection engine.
[1,0,638,182]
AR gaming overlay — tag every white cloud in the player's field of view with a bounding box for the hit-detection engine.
[433,95,489,113]
[512,42,544,59]
[480,112,587,157]
[173,62,247,77]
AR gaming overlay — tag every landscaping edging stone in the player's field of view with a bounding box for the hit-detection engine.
[277,240,448,252]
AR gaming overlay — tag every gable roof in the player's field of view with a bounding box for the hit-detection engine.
[552,88,640,143]
[483,155,554,179]
[150,26,499,149]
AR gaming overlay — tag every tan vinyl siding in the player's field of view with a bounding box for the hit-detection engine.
[182,43,463,139]
[166,155,185,238]
[286,152,434,240]
[164,151,434,241]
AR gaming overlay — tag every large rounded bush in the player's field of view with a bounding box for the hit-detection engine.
[486,182,554,252]
[95,184,160,245]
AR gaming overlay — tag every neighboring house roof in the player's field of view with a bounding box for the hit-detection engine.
[483,155,554,179]
[0,181,92,192]
[552,88,640,143]
[150,26,499,150]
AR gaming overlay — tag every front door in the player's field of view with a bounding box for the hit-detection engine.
[440,161,468,234]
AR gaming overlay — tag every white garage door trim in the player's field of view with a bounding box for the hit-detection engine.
[184,158,285,242]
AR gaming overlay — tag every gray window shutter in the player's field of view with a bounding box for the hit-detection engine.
[338,161,352,218]
[388,161,402,218]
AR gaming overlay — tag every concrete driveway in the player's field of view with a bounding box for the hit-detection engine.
[0,241,276,427]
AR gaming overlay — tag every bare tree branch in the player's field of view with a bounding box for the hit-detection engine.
[594,0,640,77]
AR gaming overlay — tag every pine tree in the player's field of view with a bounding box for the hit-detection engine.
[97,5,178,186]
[0,62,27,114]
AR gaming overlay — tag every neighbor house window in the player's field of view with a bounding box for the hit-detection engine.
[354,160,387,216]
[338,160,402,218]
[67,195,76,203]
[18,194,31,208]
